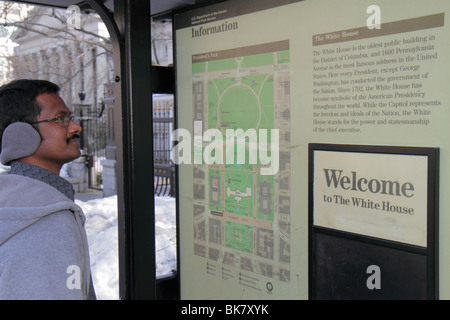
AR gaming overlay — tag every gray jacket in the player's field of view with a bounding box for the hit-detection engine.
[0,173,92,299]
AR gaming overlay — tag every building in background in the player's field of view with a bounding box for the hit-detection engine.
[9,5,114,109]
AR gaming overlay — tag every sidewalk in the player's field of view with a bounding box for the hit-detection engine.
[74,189,104,202]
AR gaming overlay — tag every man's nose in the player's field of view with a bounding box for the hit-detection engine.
[69,119,82,133]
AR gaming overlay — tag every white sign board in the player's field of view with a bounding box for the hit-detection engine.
[313,149,428,246]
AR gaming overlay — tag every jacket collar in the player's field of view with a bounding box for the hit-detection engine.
[9,161,74,201]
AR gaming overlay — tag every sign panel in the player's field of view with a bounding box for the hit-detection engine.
[175,0,450,299]
[312,231,429,299]
[175,0,297,300]
[309,144,439,299]
[313,149,428,246]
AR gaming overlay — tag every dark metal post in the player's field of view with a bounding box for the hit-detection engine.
[87,0,155,300]
[120,0,155,300]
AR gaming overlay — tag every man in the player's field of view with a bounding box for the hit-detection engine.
[0,79,96,299]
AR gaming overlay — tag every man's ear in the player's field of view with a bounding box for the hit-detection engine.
[0,122,41,165]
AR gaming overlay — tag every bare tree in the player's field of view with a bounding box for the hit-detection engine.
[0,2,113,106]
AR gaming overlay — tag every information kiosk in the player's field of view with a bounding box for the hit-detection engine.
[174,0,446,299]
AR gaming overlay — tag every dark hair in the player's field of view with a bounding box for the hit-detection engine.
[0,79,60,152]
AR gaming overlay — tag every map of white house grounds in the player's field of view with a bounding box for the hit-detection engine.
[191,40,292,288]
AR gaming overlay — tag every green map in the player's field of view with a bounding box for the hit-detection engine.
[192,41,292,286]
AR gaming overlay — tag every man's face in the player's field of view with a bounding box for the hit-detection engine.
[32,92,82,173]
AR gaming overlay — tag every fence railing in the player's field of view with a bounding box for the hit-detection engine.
[73,92,176,197]
[153,95,176,197]
[74,101,107,191]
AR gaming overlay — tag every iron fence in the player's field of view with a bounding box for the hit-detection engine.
[153,94,176,197]
[76,101,107,191]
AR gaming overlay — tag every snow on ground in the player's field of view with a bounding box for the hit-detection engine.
[76,195,177,300]
[75,195,120,300]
